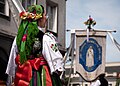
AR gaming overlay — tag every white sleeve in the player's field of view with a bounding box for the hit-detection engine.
[42,34,64,74]
[6,37,17,78]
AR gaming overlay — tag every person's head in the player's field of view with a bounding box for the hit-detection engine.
[17,5,47,64]
[20,5,47,28]
[37,10,47,28]
[27,5,47,28]
[99,74,105,79]
[37,7,47,28]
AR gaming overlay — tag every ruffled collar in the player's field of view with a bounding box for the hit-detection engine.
[38,26,45,33]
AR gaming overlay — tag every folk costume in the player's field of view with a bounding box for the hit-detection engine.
[6,5,64,86]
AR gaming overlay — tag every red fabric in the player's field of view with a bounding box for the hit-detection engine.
[44,66,52,86]
[29,57,47,70]
[14,57,32,86]
[15,55,47,86]
[17,79,30,86]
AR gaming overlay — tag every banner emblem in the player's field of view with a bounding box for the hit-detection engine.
[79,38,102,72]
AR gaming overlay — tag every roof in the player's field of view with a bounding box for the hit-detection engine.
[105,62,120,73]
[106,62,120,67]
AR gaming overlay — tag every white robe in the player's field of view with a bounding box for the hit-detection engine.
[86,46,94,67]
[43,32,64,73]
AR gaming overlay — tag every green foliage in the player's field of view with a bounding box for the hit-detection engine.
[16,20,39,64]
[27,5,43,14]
[26,21,39,57]
[17,20,28,51]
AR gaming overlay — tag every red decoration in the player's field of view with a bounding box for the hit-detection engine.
[22,34,27,41]
[20,11,25,17]
[14,55,47,86]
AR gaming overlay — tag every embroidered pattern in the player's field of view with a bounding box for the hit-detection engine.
[45,32,57,41]
[45,32,58,52]
[50,43,58,52]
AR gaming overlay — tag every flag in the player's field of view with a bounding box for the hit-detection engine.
[75,30,106,81]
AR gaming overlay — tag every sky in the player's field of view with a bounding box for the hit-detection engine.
[66,0,120,62]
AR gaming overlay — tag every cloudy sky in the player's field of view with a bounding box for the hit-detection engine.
[66,0,120,62]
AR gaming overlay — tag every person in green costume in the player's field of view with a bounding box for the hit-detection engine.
[6,5,64,86]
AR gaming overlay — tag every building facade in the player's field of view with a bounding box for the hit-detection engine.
[0,0,66,84]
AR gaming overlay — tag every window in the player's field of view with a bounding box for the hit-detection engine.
[47,2,58,33]
[20,0,37,9]
[0,0,5,14]
[0,0,9,16]
[0,47,8,81]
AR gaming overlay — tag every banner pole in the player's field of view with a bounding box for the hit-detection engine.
[67,31,75,86]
